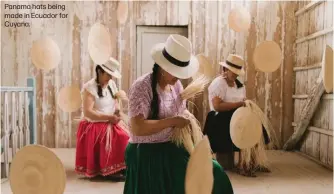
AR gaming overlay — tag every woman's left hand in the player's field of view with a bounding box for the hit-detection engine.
[114,109,121,117]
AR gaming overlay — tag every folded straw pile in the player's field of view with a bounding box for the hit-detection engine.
[239,100,278,170]
[115,90,130,128]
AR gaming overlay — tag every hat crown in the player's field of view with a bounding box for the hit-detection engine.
[226,54,244,67]
[103,57,120,71]
[164,34,192,62]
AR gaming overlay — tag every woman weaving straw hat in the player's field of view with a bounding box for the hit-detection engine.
[75,57,129,181]
[123,34,234,194]
[203,54,271,177]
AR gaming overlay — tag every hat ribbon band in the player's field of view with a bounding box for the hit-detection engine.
[162,48,190,67]
[102,64,115,72]
[226,61,242,70]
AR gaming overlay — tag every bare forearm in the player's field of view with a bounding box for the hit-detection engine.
[215,102,243,112]
[131,118,175,136]
[84,110,111,121]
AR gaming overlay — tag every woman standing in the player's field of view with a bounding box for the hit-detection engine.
[75,57,129,181]
[203,54,270,177]
[123,34,234,194]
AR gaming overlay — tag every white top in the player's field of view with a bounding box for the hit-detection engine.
[81,78,119,121]
[208,76,246,111]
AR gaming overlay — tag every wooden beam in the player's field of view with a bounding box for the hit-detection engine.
[293,63,322,72]
[292,123,333,136]
[295,0,323,17]
[292,94,309,99]
[296,28,333,44]
[292,94,333,100]
[283,78,326,150]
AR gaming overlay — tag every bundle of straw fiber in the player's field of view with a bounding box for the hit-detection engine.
[239,100,278,170]
[171,74,211,154]
[115,90,130,131]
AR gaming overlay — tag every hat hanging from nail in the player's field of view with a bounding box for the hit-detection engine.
[57,85,82,112]
[253,41,282,73]
[228,7,251,32]
[321,45,333,93]
[9,145,66,194]
[30,37,61,71]
[88,23,112,65]
[194,53,216,80]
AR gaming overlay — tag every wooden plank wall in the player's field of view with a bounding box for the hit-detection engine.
[1,1,297,148]
[293,1,333,169]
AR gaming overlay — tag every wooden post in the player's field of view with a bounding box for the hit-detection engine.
[11,92,17,156]
[27,77,37,144]
[283,77,325,150]
[3,92,10,178]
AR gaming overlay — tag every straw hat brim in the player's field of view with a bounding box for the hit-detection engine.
[57,85,82,113]
[9,145,66,194]
[194,54,216,79]
[230,106,262,149]
[228,7,251,32]
[185,136,213,194]
[253,41,282,73]
[151,43,199,79]
[100,65,122,79]
[322,45,333,93]
[220,62,245,76]
[88,23,112,65]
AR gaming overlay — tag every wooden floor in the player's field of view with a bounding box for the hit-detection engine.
[1,149,333,194]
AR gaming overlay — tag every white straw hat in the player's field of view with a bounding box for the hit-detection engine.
[88,23,112,64]
[230,106,262,149]
[194,53,216,79]
[219,54,245,76]
[185,136,213,194]
[30,37,61,71]
[57,85,82,113]
[151,34,199,79]
[9,145,66,194]
[99,57,122,79]
[228,7,251,32]
[321,45,333,93]
[253,41,282,73]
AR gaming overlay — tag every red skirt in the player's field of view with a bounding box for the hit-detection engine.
[75,120,130,177]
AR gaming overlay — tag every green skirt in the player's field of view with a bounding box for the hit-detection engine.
[123,142,234,194]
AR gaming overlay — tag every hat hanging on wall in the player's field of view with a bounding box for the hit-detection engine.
[117,1,129,25]
[253,41,282,73]
[185,136,213,194]
[88,23,112,65]
[228,7,251,32]
[30,37,61,71]
[230,106,262,149]
[194,53,216,80]
[9,145,66,194]
[321,45,333,93]
[57,85,82,112]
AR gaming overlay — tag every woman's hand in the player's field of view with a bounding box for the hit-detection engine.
[172,116,190,129]
[114,109,121,117]
[109,115,121,124]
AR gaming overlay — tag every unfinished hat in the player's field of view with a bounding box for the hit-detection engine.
[88,23,112,64]
[228,7,251,32]
[230,106,262,149]
[30,37,61,71]
[253,41,282,73]
[117,1,129,24]
[193,53,216,79]
[57,85,82,112]
[9,145,66,194]
[321,45,333,93]
[185,136,213,194]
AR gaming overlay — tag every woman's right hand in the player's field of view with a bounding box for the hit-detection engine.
[172,116,190,129]
[109,115,121,124]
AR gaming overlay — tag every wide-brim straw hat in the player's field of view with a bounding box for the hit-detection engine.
[230,106,262,149]
[228,7,251,32]
[321,45,333,93]
[253,41,282,73]
[219,54,245,76]
[88,23,112,65]
[9,145,66,194]
[99,57,122,79]
[57,85,82,112]
[151,34,199,79]
[194,53,216,79]
[30,37,61,71]
[185,136,213,194]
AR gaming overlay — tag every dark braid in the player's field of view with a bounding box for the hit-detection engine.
[95,65,115,98]
[149,63,160,120]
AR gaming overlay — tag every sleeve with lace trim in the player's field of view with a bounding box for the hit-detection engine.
[208,77,227,102]
[82,79,99,99]
[128,78,152,119]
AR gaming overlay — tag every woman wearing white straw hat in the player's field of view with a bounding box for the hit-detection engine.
[75,57,129,181]
[123,34,234,194]
[203,54,270,177]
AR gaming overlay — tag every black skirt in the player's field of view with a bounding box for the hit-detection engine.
[203,109,270,154]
